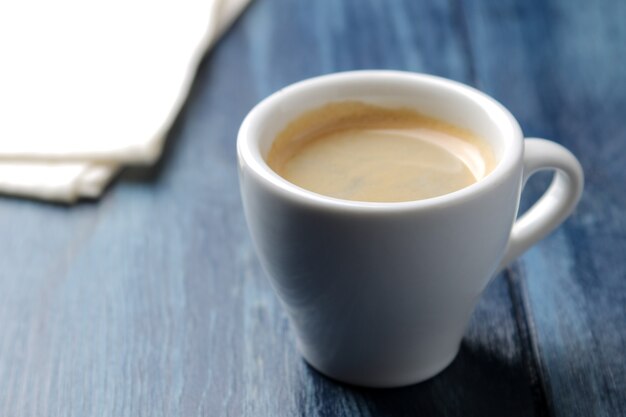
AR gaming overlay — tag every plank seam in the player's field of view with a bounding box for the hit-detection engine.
[505,264,554,417]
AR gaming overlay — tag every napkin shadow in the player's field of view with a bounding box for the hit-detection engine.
[297,340,545,417]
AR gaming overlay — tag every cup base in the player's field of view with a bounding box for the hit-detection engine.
[299,345,460,388]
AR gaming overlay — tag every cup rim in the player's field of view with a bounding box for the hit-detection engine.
[237,70,523,212]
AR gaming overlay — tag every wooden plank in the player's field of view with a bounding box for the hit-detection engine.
[462,0,626,415]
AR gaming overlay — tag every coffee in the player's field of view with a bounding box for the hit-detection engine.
[267,101,495,202]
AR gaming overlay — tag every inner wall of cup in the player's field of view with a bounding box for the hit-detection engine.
[254,75,512,169]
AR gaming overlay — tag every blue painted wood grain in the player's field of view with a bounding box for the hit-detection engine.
[462,0,626,415]
[0,0,622,415]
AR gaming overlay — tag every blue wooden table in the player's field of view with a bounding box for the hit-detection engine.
[0,0,624,416]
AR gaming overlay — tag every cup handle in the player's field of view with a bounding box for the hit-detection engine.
[498,138,584,271]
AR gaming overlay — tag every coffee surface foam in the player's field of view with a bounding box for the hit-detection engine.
[267,101,495,202]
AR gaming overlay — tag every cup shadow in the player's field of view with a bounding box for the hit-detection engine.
[295,340,542,417]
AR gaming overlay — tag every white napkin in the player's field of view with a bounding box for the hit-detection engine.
[0,0,250,202]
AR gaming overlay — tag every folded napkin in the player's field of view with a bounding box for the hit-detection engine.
[0,0,250,202]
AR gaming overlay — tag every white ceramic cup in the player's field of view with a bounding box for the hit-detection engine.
[237,71,583,388]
